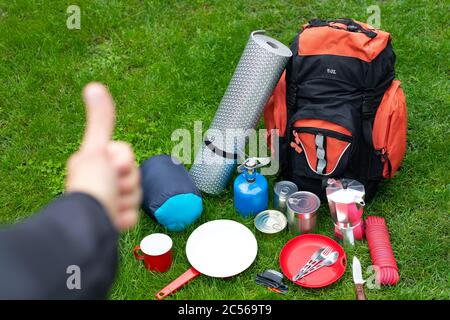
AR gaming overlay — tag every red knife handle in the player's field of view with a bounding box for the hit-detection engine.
[355,283,367,300]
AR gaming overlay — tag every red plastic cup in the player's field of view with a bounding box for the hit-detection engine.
[133,233,173,272]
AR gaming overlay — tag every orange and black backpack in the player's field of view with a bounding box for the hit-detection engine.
[264,18,407,201]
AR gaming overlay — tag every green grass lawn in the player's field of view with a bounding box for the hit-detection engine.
[0,0,449,300]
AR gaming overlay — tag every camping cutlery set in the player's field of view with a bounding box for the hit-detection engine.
[293,246,340,281]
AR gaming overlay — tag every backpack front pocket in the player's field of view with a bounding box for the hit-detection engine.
[290,119,353,177]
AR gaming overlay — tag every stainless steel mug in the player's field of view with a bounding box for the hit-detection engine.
[286,191,321,234]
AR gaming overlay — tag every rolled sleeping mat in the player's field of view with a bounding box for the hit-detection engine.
[140,154,203,232]
[189,30,292,195]
[190,129,245,196]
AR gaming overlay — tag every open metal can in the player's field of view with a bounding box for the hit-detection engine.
[286,191,321,234]
[254,210,287,234]
[273,181,298,214]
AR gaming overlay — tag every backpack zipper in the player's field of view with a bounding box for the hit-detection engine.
[294,127,352,142]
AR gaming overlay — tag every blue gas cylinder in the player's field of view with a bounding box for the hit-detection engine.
[234,158,269,218]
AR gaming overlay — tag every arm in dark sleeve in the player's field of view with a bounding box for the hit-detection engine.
[0,192,118,299]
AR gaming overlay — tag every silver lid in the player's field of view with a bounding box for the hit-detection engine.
[274,181,298,198]
[286,191,320,214]
[254,210,287,234]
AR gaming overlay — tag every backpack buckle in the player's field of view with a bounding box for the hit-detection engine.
[347,24,359,32]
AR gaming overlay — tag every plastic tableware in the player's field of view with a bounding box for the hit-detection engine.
[279,234,347,288]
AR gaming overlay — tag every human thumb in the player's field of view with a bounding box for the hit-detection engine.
[81,82,115,151]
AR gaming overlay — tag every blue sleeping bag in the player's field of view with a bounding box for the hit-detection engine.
[140,154,203,231]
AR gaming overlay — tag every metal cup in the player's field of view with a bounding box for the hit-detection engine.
[286,191,321,234]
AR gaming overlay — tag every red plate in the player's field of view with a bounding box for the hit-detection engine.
[280,234,347,288]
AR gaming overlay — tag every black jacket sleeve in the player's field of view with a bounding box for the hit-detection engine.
[0,192,118,299]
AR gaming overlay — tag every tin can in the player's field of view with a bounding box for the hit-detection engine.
[254,210,287,234]
[286,191,321,234]
[273,181,298,214]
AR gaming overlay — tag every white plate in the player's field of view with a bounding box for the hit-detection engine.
[186,220,258,278]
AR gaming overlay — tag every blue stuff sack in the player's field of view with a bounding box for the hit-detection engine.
[140,154,203,231]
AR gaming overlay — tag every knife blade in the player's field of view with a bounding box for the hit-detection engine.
[352,256,367,300]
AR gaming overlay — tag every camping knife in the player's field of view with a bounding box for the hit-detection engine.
[352,256,367,300]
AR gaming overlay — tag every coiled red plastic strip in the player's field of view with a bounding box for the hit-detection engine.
[365,216,400,285]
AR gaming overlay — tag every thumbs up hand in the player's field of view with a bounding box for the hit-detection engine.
[65,83,141,231]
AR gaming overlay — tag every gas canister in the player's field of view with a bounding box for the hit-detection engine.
[233,158,270,218]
